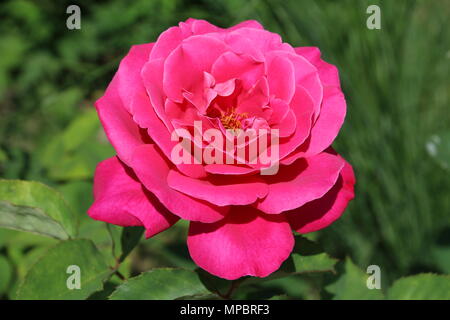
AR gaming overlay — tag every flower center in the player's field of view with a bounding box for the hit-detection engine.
[220,108,248,131]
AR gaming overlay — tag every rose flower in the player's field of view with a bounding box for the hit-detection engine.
[88,19,355,280]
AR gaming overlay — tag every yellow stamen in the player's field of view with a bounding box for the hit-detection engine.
[220,108,248,131]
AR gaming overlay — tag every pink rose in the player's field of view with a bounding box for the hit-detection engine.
[88,19,355,280]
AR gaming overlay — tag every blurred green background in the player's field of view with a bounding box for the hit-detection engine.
[0,0,449,299]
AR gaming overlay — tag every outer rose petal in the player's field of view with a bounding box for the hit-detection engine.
[116,44,154,113]
[139,58,173,131]
[150,19,263,61]
[184,19,263,35]
[95,43,153,165]
[95,75,148,166]
[224,28,294,62]
[287,159,355,233]
[183,18,221,34]
[257,152,345,214]
[88,157,179,238]
[295,47,341,88]
[188,207,294,280]
[297,85,347,157]
[150,26,192,61]
[227,20,264,31]
[131,144,228,223]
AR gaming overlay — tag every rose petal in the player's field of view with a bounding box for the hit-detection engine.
[132,91,207,178]
[268,98,290,125]
[295,47,341,88]
[267,50,323,120]
[165,98,201,126]
[211,51,265,91]
[204,163,259,175]
[237,77,270,119]
[278,85,316,160]
[185,19,264,34]
[131,144,228,223]
[267,56,296,103]
[167,170,268,206]
[184,18,221,34]
[225,28,294,62]
[188,207,294,280]
[213,78,236,97]
[163,35,228,111]
[150,26,191,61]
[228,20,264,31]
[95,75,147,166]
[257,152,345,214]
[114,44,153,113]
[95,44,155,165]
[272,109,296,137]
[287,158,355,233]
[88,157,179,238]
[294,85,347,158]
[140,58,173,131]
[150,19,263,62]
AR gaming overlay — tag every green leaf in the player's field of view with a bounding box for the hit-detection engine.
[195,268,232,297]
[109,268,209,300]
[87,281,119,300]
[106,225,144,263]
[288,236,338,274]
[326,258,384,300]
[0,255,13,295]
[16,239,111,300]
[245,236,337,287]
[58,181,93,218]
[0,202,68,240]
[0,180,77,239]
[119,226,144,261]
[106,224,123,261]
[387,274,450,300]
[225,235,338,299]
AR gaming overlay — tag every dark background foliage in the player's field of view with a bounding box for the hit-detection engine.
[0,0,449,299]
